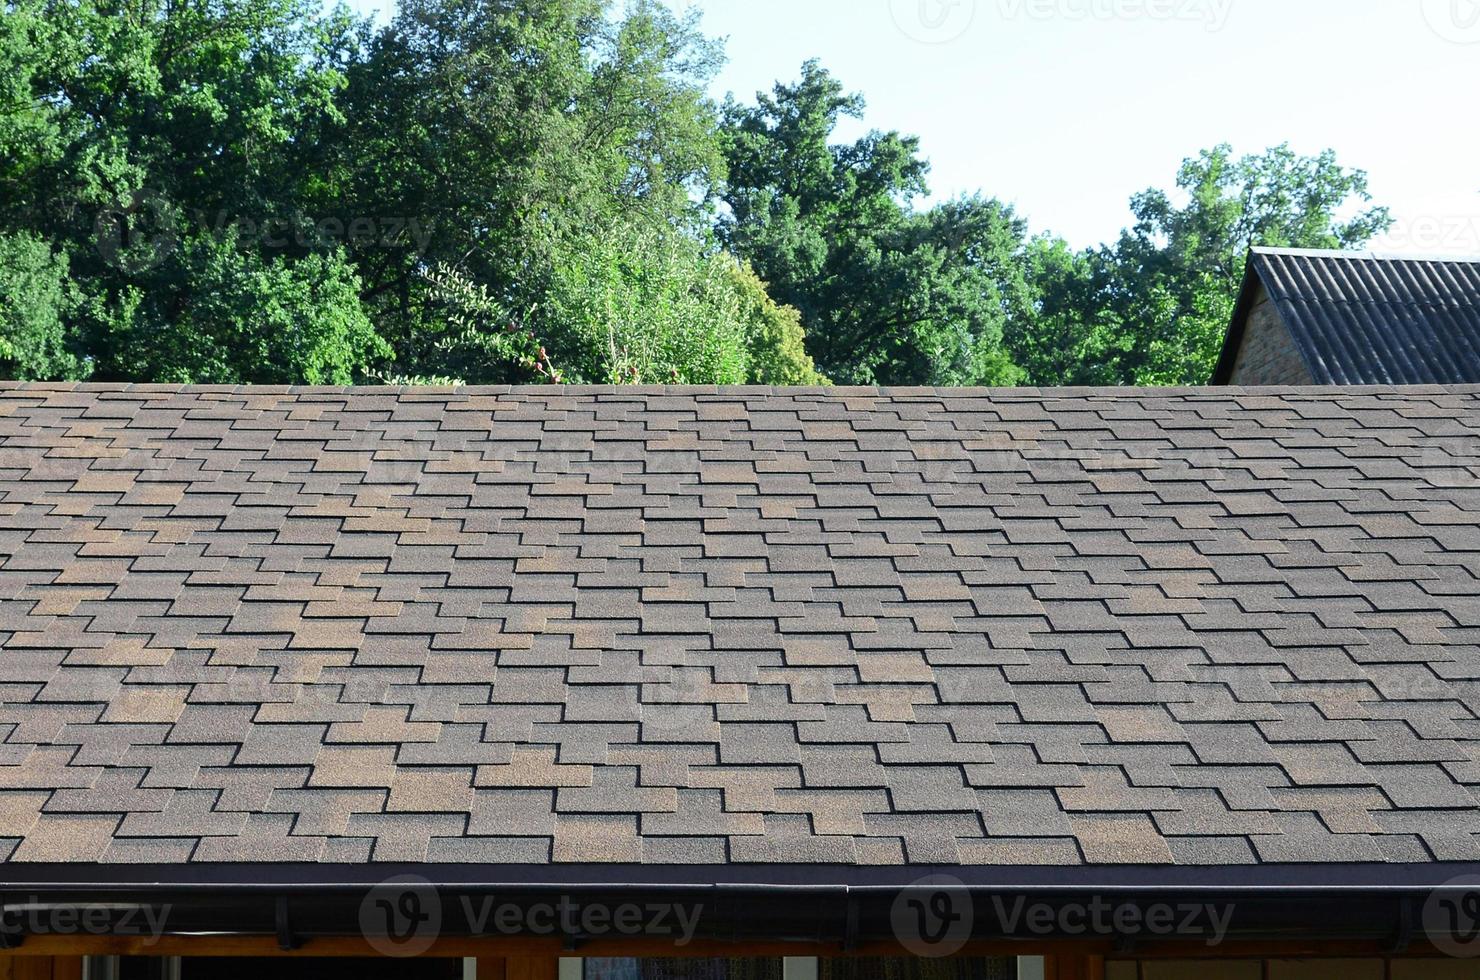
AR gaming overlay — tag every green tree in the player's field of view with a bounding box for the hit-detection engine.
[1020,144,1392,387]
[720,62,1028,387]
[421,231,827,387]
[100,235,389,385]
[1008,237,1110,387]
[1110,143,1391,385]
[0,0,375,382]
[402,265,553,387]
[539,223,752,385]
[0,0,1398,394]
[0,232,83,380]
[726,261,827,386]
[325,0,728,379]
[3,0,827,388]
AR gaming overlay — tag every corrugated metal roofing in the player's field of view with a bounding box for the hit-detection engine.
[1219,249,1480,385]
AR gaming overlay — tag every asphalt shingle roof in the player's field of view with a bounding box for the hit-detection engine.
[1214,248,1480,385]
[1,383,1478,868]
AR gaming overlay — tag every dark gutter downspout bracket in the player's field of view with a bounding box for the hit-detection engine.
[1386,897,1414,955]
[840,888,859,952]
[276,895,299,951]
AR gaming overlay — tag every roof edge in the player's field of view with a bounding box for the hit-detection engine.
[5,862,1480,892]
[5,382,1480,398]
[1209,251,1268,385]
[1250,246,1480,263]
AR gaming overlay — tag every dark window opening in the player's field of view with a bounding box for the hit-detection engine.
[822,961,1015,980]
[179,958,462,980]
[584,959,785,980]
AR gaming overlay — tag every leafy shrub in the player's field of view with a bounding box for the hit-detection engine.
[97,234,390,385]
[539,223,752,385]
[0,232,83,380]
[724,260,828,386]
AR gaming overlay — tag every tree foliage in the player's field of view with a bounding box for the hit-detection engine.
[0,0,370,381]
[118,236,390,385]
[0,1,1390,391]
[726,261,827,387]
[719,62,1028,387]
[324,0,732,368]
[0,232,80,380]
[1016,144,1393,386]
[0,0,821,386]
[419,224,828,388]
[540,224,751,385]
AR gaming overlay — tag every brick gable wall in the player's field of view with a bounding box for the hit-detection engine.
[1227,283,1314,386]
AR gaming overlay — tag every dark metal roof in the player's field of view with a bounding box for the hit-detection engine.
[1211,249,1480,385]
[0,384,1479,877]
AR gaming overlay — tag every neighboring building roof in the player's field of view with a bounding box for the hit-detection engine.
[1212,248,1480,385]
[1,384,1478,881]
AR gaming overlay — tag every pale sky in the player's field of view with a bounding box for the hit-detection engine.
[346,0,1480,255]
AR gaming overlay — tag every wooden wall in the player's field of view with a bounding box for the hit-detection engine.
[0,958,84,980]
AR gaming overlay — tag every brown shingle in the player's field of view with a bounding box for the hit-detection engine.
[0,383,1478,870]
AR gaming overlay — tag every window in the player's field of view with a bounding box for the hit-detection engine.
[580,959,1015,980]
[178,958,462,979]
[584,959,784,980]
[822,961,1015,980]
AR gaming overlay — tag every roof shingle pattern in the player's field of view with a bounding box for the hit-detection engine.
[0,383,1478,867]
